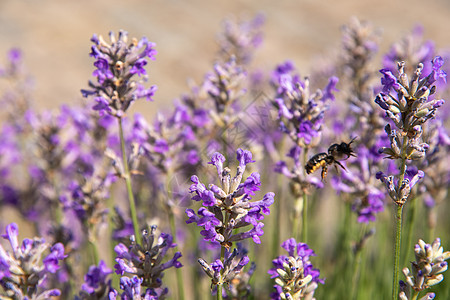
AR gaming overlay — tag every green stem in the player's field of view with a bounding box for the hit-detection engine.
[392,205,403,300]
[216,209,231,300]
[410,290,420,300]
[106,194,120,290]
[302,148,309,243]
[302,193,308,243]
[118,117,141,245]
[401,196,417,269]
[271,174,283,258]
[292,196,302,241]
[351,253,361,300]
[168,209,185,300]
[428,223,435,243]
[340,200,353,299]
[88,239,99,266]
[217,246,225,300]
[392,135,408,300]
[427,207,435,242]
[350,224,367,300]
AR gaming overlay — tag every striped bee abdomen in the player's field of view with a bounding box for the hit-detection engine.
[305,152,329,174]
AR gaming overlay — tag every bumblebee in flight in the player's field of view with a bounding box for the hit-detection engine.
[305,138,357,180]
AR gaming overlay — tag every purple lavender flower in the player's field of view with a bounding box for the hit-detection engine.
[83,260,112,293]
[375,58,446,206]
[412,117,450,232]
[198,244,253,297]
[76,260,113,299]
[320,20,389,226]
[383,25,435,76]
[376,59,446,136]
[187,149,273,295]
[328,17,386,153]
[269,238,323,300]
[117,275,168,299]
[400,238,450,299]
[217,14,265,64]
[111,206,136,245]
[81,30,158,117]
[205,56,247,117]
[114,226,182,294]
[271,61,338,199]
[0,48,25,78]
[0,107,93,258]
[376,168,424,206]
[271,60,338,148]
[331,146,386,223]
[0,223,66,298]
[130,107,201,175]
[186,149,274,247]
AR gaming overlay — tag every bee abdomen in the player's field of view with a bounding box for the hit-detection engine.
[305,153,328,174]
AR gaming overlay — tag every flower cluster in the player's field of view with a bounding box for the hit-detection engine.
[414,118,450,232]
[186,149,274,247]
[269,238,323,300]
[399,238,450,299]
[10,104,114,250]
[198,244,253,296]
[131,111,200,175]
[111,275,169,299]
[114,226,182,297]
[331,147,386,223]
[383,25,435,76]
[272,61,338,148]
[172,54,255,160]
[374,57,446,206]
[338,17,383,137]
[205,56,247,121]
[0,48,33,122]
[81,30,157,117]
[216,14,265,65]
[223,245,256,299]
[376,166,424,206]
[271,61,339,195]
[0,223,67,299]
[2,13,450,300]
[76,260,113,299]
[375,58,446,138]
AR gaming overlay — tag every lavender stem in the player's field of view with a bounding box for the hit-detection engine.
[350,223,367,300]
[271,174,284,258]
[401,196,417,269]
[392,135,408,300]
[217,245,226,300]
[118,117,142,246]
[88,239,99,266]
[168,208,186,300]
[302,148,309,243]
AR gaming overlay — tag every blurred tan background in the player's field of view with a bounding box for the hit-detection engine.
[1,0,450,112]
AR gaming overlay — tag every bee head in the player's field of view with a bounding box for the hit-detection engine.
[328,137,357,161]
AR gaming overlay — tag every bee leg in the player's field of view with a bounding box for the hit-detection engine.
[334,160,347,172]
[334,163,340,175]
[321,165,328,181]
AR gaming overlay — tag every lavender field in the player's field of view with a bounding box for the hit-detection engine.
[0,3,449,300]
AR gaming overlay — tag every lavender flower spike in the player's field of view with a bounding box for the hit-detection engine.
[0,223,66,299]
[399,238,450,299]
[77,260,113,299]
[113,226,182,296]
[81,30,158,117]
[269,238,323,300]
[186,148,274,248]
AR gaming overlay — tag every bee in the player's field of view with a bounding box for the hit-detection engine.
[305,138,357,180]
